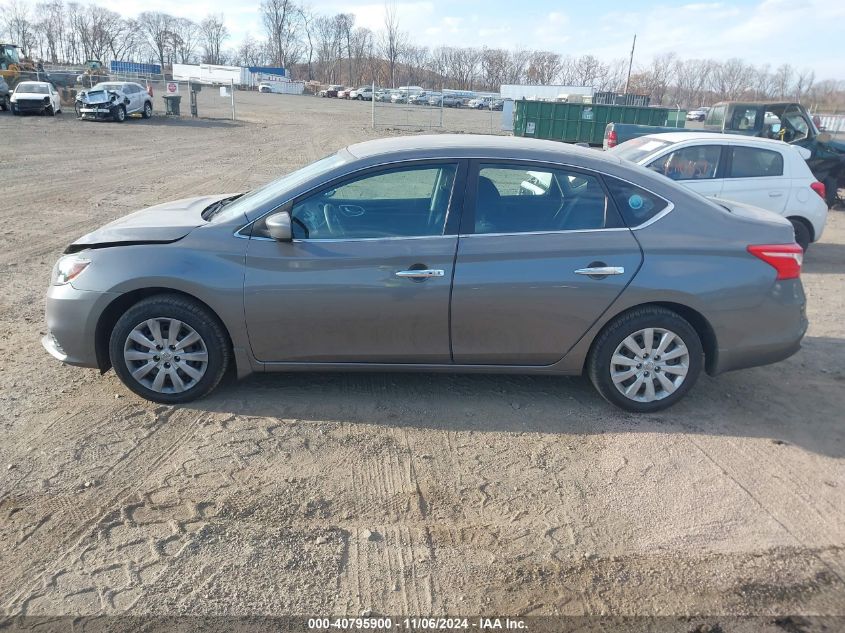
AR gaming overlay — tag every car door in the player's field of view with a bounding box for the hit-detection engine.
[450,161,643,365]
[719,145,788,213]
[243,160,466,363]
[645,144,725,198]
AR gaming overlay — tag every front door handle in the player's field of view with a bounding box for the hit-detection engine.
[574,266,625,276]
[395,269,445,279]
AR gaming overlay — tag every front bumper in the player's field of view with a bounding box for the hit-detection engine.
[78,104,116,119]
[43,283,120,368]
[13,100,49,113]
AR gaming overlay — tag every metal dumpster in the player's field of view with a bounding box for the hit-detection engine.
[513,100,685,145]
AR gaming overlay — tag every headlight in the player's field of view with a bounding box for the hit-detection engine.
[52,254,91,285]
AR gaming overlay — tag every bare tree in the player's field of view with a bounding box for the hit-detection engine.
[137,11,175,69]
[200,14,228,65]
[2,0,37,57]
[526,51,563,85]
[261,0,299,67]
[794,68,815,102]
[380,2,405,87]
[171,17,199,64]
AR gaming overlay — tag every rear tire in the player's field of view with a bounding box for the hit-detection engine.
[109,294,231,404]
[142,101,152,119]
[0,95,8,111]
[587,306,703,413]
[789,218,811,252]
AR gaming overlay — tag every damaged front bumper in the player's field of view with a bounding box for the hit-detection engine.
[77,103,117,119]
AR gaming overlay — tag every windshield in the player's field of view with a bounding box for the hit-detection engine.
[209,153,348,224]
[16,83,49,94]
[611,137,674,163]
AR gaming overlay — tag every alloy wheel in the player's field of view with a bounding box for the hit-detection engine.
[123,318,209,394]
[610,327,690,403]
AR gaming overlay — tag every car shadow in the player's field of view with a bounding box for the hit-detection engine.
[75,115,245,129]
[803,240,845,275]
[184,335,845,459]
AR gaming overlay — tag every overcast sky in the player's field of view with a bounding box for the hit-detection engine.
[107,0,844,79]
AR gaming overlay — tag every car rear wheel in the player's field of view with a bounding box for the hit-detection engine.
[789,218,811,252]
[142,101,152,119]
[587,307,703,413]
[0,95,8,111]
[109,295,230,404]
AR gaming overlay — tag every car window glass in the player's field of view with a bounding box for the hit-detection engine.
[604,178,669,226]
[290,164,458,239]
[706,104,725,127]
[472,165,622,234]
[728,147,784,178]
[647,145,721,181]
[781,106,809,142]
[729,107,758,131]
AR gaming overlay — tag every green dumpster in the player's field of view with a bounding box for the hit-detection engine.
[163,95,181,116]
[513,100,685,145]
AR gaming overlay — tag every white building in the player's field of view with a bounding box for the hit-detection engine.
[500,84,593,102]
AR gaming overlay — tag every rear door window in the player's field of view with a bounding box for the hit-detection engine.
[647,145,722,181]
[727,147,784,178]
[471,164,623,234]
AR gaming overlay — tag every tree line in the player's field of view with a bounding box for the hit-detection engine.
[2,0,844,110]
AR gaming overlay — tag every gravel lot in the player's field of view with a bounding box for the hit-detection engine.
[1,92,844,626]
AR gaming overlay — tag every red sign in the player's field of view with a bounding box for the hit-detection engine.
[166,82,179,95]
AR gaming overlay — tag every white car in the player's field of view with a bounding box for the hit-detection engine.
[10,81,62,116]
[610,132,828,250]
[76,81,153,122]
[349,86,373,100]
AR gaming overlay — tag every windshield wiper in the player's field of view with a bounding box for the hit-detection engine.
[202,194,244,220]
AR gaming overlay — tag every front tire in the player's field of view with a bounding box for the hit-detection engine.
[112,104,126,122]
[587,307,703,413]
[109,295,231,404]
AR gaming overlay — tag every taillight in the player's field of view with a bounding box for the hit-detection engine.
[747,244,803,280]
[605,128,618,149]
[810,181,826,200]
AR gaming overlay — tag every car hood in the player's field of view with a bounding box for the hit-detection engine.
[77,89,124,104]
[66,194,235,252]
[12,91,49,100]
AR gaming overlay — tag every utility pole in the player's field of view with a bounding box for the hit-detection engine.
[624,34,637,94]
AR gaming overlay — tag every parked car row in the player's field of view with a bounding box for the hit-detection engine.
[315,84,506,110]
[2,79,154,123]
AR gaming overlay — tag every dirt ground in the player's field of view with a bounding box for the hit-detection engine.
[1,92,844,627]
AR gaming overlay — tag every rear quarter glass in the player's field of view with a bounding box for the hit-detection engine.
[604,177,668,226]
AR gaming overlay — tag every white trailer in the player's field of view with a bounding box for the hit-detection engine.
[172,63,249,86]
[500,84,592,102]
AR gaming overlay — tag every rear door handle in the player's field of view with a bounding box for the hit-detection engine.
[395,269,445,279]
[574,266,625,276]
[769,191,784,197]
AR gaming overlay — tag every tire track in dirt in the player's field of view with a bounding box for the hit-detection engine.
[3,407,207,612]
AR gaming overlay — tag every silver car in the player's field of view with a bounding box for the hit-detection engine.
[43,135,807,412]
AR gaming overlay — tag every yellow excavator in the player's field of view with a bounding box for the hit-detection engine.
[0,43,40,89]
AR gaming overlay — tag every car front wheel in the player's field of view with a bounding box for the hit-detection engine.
[109,295,231,404]
[112,104,126,122]
[587,307,703,412]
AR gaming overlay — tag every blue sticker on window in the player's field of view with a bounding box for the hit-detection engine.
[628,194,644,210]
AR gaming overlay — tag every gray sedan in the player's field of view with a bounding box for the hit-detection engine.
[43,135,807,412]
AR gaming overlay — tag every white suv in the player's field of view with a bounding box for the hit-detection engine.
[611,132,828,250]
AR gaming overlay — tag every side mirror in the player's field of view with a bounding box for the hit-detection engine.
[266,211,292,241]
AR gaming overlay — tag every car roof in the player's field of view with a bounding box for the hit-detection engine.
[346,134,624,166]
[17,81,50,87]
[639,132,794,150]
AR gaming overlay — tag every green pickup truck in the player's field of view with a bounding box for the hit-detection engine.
[604,101,844,206]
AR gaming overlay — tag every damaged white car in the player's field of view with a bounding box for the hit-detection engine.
[75,81,153,122]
